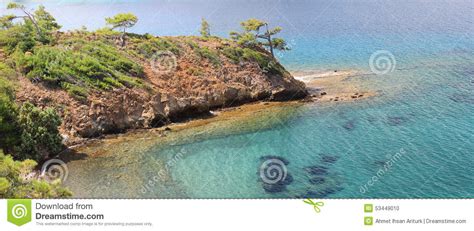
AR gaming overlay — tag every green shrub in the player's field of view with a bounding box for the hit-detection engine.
[94,27,120,37]
[0,5,61,53]
[116,73,144,88]
[33,5,61,44]
[0,64,21,152]
[0,23,36,54]
[242,48,269,69]
[79,41,143,77]
[184,39,221,66]
[0,63,64,161]
[134,37,181,58]
[61,82,88,102]
[0,149,72,198]
[222,46,244,64]
[0,89,20,150]
[195,47,221,66]
[16,103,63,161]
[20,46,72,84]
[221,46,285,75]
[186,40,199,50]
[18,40,144,98]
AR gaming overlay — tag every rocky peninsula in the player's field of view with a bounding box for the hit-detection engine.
[13,33,308,145]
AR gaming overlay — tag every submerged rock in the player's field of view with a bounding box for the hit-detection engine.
[374,160,387,168]
[342,120,356,131]
[449,93,474,104]
[260,173,294,193]
[283,173,294,185]
[386,116,409,126]
[262,182,287,193]
[321,155,339,164]
[367,116,378,123]
[304,166,329,176]
[309,177,326,185]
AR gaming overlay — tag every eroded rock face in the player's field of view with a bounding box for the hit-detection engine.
[16,83,167,141]
[17,76,306,142]
[15,38,308,143]
[69,89,165,137]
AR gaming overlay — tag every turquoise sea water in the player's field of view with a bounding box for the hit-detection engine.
[11,0,473,198]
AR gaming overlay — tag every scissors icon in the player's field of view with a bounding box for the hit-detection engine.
[303,198,324,213]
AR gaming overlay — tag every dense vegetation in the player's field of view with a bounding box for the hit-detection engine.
[128,34,182,58]
[18,40,145,100]
[1,5,288,99]
[0,4,61,53]
[0,4,68,198]
[0,63,19,153]
[1,62,63,162]
[16,102,63,161]
[0,149,71,198]
[1,61,68,198]
[1,4,145,101]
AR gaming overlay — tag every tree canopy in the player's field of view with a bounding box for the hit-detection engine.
[0,4,61,52]
[230,18,289,58]
[4,3,60,44]
[105,13,138,46]
[106,13,138,31]
[200,18,210,38]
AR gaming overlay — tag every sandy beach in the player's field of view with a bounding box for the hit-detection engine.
[293,69,376,102]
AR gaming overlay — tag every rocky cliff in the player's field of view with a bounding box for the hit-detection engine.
[14,35,307,144]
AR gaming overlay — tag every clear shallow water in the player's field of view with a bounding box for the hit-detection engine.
[20,0,473,198]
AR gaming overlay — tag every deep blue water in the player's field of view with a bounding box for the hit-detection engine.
[9,0,473,198]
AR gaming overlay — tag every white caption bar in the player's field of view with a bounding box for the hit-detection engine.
[0,199,472,231]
